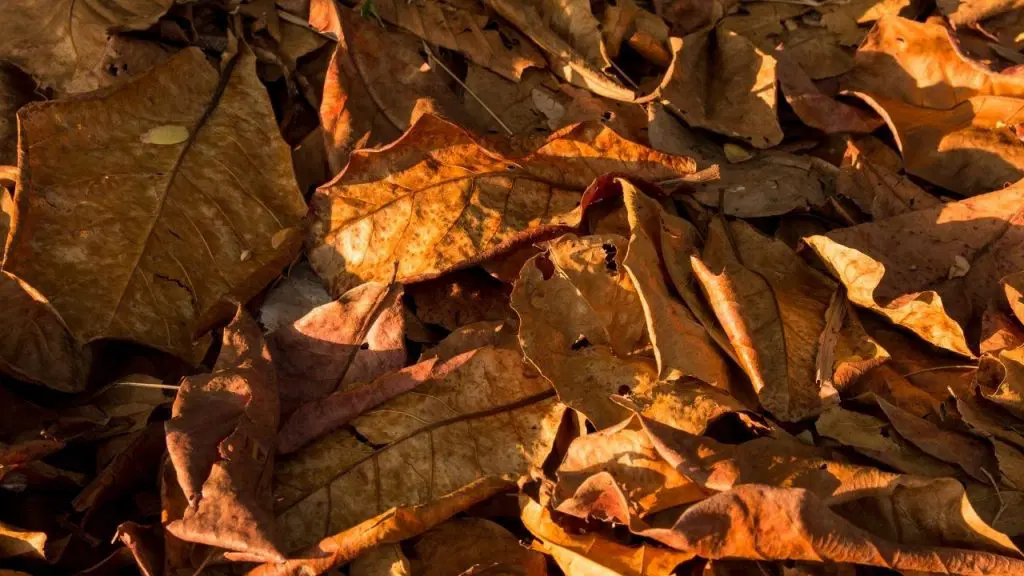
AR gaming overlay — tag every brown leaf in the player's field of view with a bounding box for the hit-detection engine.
[633,378,754,433]
[521,497,692,576]
[0,0,173,93]
[687,153,835,218]
[319,6,470,173]
[836,135,941,219]
[938,0,1024,26]
[512,234,656,428]
[621,180,733,386]
[0,521,46,560]
[4,47,307,361]
[114,522,163,576]
[164,308,283,562]
[1004,270,1024,327]
[0,66,35,166]
[409,518,548,576]
[981,345,1024,419]
[268,281,405,412]
[409,269,510,331]
[258,263,332,333]
[553,417,709,518]
[842,16,1024,109]
[277,358,437,454]
[0,272,88,392]
[272,347,561,553]
[692,218,885,421]
[463,66,559,137]
[806,182,1024,357]
[642,484,1024,574]
[815,406,962,477]
[776,53,883,135]
[875,396,996,482]
[308,113,696,295]
[644,27,782,149]
[483,0,636,102]
[369,0,546,81]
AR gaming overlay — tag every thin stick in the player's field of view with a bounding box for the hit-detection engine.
[981,467,1008,527]
[276,8,338,41]
[902,365,977,379]
[421,41,514,136]
[609,59,638,89]
[114,381,180,391]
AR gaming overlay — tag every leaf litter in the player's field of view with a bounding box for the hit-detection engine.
[4,0,1024,575]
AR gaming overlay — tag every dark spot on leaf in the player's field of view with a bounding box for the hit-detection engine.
[601,111,613,121]
[617,385,631,395]
[602,243,618,274]
[535,255,555,280]
[571,335,591,350]
[359,342,369,350]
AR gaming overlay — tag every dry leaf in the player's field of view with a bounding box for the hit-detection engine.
[4,47,307,361]
[806,182,1024,357]
[553,417,709,518]
[273,346,561,553]
[644,27,782,149]
[277,358,437,454]
[512,234,656,428]
[319,6,467,173]
[687,153,834,217]
[410,518,548,576]
[621,180,732,385]
[642,484,1024,574]
[0,272,88,392]
[836,136,941,219]
[815,406,962,477]
[776,53,883,135]
[0,521,46,560]
[308,113,696,296]
[483,0,636,102]
[409,269,509,331]
[522,497,691,576]
[268,281,405,412]
[982,346,1024,419]
[0,0,174,93]
[0,66,35,166]
[693,218,885,421]
[254,476,514,576]
[464,66,558,137]
[164,308,283,562]
[369,0,546,81]
[258,263,332,333]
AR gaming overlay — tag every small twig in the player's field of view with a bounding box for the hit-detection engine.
[114,381,180,391]
[276,8,338,41]
[981,467,1008,527]
[816,288,847,397]
[659,165,721,188]
[421,40,514,136]
[902,365,978,379]
[609,59,638,89]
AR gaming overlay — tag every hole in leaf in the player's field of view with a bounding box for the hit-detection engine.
[571,335,591,350]
[602,243,618,274]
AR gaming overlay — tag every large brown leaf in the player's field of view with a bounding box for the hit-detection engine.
[4,47,307,361]
[0,272,87,392]
[164,308,283,562]
[409,518,548,576]
[319,6,469,173]
[369,0,547,81]
[512,234,656,429]
[692,218,886,422]
[806,182,1024,357]
[643,27,782,149]
[483,0,635,102]
[0,66,35,165]
[272,346,562,553]
[0,0,173,93]
[307,114,696,296]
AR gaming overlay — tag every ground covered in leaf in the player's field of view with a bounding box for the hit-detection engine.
[2,0,1024,574]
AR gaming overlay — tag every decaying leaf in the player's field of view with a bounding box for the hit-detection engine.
[273,347,562,553]
[776,53,883,135]
[319,6,468,173]
[687,153,834,218]
[0,272,88,392]
[409,518,548,576]
[4,47,307,361]
[258,263,332,333]
[308,113,696,295]
[0,521,47,560]
[806,182,1024,357]
[621,180,732,385]
[644,27,782,149]
[0,0,174,93]
[836,136,941,219]
[692,218,885,422]
[483,0,636,102]
[268,281,405,412]
[164,308,283,561]
[368,0,547,82]
[512,233,656,428]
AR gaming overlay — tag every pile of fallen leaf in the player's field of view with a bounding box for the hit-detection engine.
[3,0,1024,574]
